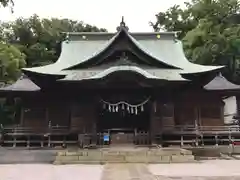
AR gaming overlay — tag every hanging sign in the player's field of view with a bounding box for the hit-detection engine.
[103,134,110,142]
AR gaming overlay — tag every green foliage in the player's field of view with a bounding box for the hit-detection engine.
[0,14,106,125]
[152,0,240,82]
[1,14,107,67]
[0,42,26,83]
[0,0,13,8]
[150,4,196,39]
[0,0,13,12]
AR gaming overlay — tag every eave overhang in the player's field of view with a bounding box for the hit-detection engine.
[21,27,224,78]
[0,75,40,92]
[59,66,188,82]
[204,74,240,91]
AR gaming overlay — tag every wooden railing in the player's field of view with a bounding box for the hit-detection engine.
[161,125,240,133]
[134,131,151,145]
[2,125,94,135]
[0,126,153,148]
[160,125,240,147]
[1,125,240,148]
[3,125,239,135]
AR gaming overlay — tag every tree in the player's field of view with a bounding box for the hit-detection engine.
[151,0,240,82]
[1,14,107,67]
[151,0,240,38]
[150,4,196,39]
[0,0,13,7]
[0,0,13,12]
[0,42,26,83]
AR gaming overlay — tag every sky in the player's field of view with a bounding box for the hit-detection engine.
[0,0,186,32]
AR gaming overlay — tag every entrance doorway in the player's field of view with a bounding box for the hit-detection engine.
[98,109,150,131]
[97,98,151,145]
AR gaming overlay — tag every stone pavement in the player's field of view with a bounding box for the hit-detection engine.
[0,148,56,164]
[0,164,103,180]
[101,163,155,180]
[1,161,240,180]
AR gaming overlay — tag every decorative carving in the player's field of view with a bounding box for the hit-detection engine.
[114,52,137,66]
[116,16,129,31]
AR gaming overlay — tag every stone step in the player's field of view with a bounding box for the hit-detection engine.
[54,155,195,164]
[58,148,193,156]
[54,148,196,164]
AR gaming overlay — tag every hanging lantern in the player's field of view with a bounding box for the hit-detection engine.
[127,105,130,112]
[109,105,111,112]
[112,106,115,112]
[135,107,138,115]
[116,106,119,112]
[141,105,144,112]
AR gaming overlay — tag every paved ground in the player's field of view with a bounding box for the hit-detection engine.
[101,163,155,180]
[149,160,240,177]
[1,160,240,180]
[0,148,57,164]
[0,164,103,180]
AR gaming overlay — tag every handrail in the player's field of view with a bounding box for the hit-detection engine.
[2,125,87,134]
[162,125,240,132]
[1,125,240,135]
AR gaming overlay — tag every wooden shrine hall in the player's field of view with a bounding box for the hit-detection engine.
[1,18,240,148]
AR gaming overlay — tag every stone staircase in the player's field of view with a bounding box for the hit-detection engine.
[54,147,195,164]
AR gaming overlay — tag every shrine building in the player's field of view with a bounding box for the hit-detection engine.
[1,18,240,147]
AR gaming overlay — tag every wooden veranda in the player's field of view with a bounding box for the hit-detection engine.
[1,125,240,148]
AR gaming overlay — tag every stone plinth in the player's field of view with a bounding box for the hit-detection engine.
[54,147,195,164]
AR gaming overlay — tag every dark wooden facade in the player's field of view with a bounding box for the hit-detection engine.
[4,86,225,147]
[1,19,240,147]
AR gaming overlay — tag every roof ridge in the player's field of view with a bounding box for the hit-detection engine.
[64,28,180,70]
[61,31,178,36]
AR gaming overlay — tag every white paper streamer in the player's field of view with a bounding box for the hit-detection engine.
[101,96,151,114]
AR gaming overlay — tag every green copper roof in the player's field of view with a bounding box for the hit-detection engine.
[204,74,240,90]
[60,67,187,81]
[22,27,224,78]
[0,75,40,91]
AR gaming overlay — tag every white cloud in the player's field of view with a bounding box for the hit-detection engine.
[0,0,186,32]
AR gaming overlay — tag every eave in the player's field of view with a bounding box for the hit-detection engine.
[204,74,240,91]
[21,23,224,78]
[0,75,40,92]
[59,66,188,82]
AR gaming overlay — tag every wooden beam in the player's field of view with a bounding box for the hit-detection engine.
[45,107,49,127]
[20,107,24,126]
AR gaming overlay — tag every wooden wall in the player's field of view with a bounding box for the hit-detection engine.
[19,91,225,133]
[70,102,96,133]
[20,96,97,132]
[21,98,47,128]
[150,100,175,136]
[151,92,225,133]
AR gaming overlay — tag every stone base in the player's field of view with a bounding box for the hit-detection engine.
[54,147,195,164]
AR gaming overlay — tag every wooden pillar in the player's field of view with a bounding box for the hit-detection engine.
[194,106,198,128]
[45,107,49,127]
[150,100,157,145]
[220,102,225,124]
[20,107,24,126]
[195,105,201,146]
[89,100,98,145]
